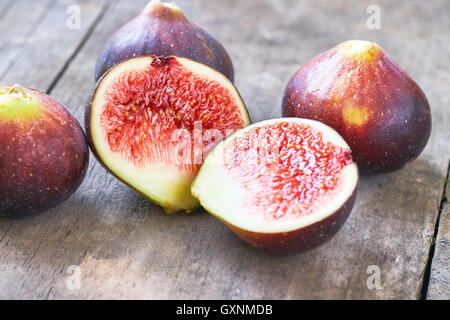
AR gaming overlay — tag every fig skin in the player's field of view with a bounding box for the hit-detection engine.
[282,40,432,173]
[0,85,89,217]
[95,0,234,82]
[222,189,357,254]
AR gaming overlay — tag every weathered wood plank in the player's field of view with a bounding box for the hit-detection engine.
[0,0,106,243]
[0,0,54,78]
[0,0,53,48]
[0,0,16,21]
[1,0,107,91]
[0,0,109,299]
[427,167,450,299]
[0,0,148,300]
[0,0,449,299]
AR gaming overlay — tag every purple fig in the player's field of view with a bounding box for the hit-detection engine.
[95,0,234,82]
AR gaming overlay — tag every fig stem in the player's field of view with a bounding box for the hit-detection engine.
[142,0,182,15]
[5,84,29,100]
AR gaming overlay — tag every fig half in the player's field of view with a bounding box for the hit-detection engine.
[86,55,250,213]
[192,118,358,253]
[95,0,234,82]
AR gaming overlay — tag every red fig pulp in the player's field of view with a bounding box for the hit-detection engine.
[192,118,358,253]
[87,56,249,213]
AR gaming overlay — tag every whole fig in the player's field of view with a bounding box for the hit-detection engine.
[95,0,234,82]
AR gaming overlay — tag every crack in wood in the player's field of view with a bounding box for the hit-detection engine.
[0,0,448,299]
[419,160,450,299]
[0,0,56,82]
[0,221,14,244]
[46,0,114,94]
[0,0,16,21]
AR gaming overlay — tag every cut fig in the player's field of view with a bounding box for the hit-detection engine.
[192,118,358,253]
[95,0,234,82]
[86,55,250,213]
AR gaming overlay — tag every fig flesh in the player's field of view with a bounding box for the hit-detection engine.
[87,56,250,213]
[95,0,234,82]
[192,118,358,253]
[282,40,431,173]
[0,84,89,217]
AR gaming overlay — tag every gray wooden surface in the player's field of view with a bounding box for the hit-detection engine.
[0,0,449,299]
[427,172,449,299]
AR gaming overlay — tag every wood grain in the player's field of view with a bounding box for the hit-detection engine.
[0,0,109,299]
[0,0,448,299]
[1,0,107,91]
[0,0,55,79]
[0,0,15,20]
[427,167,450,299]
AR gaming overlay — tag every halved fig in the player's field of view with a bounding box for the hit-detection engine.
[192,118,358,253]
[86,55,250,213]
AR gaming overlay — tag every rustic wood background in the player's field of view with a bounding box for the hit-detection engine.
[0,0,448,299]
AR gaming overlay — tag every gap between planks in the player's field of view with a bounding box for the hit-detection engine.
[0,0,57,81]
[419,160,450,299]
[47,0,114,94]
[0,0,113,268]
[0,0,18,21]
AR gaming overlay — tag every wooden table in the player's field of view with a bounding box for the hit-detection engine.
[0,0,448,299]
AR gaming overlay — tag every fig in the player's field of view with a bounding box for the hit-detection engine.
[192,118,358,254]
[0,84,89,217]
[282,40,432,173]
[86,55,250,213]
[95,0,234,82]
